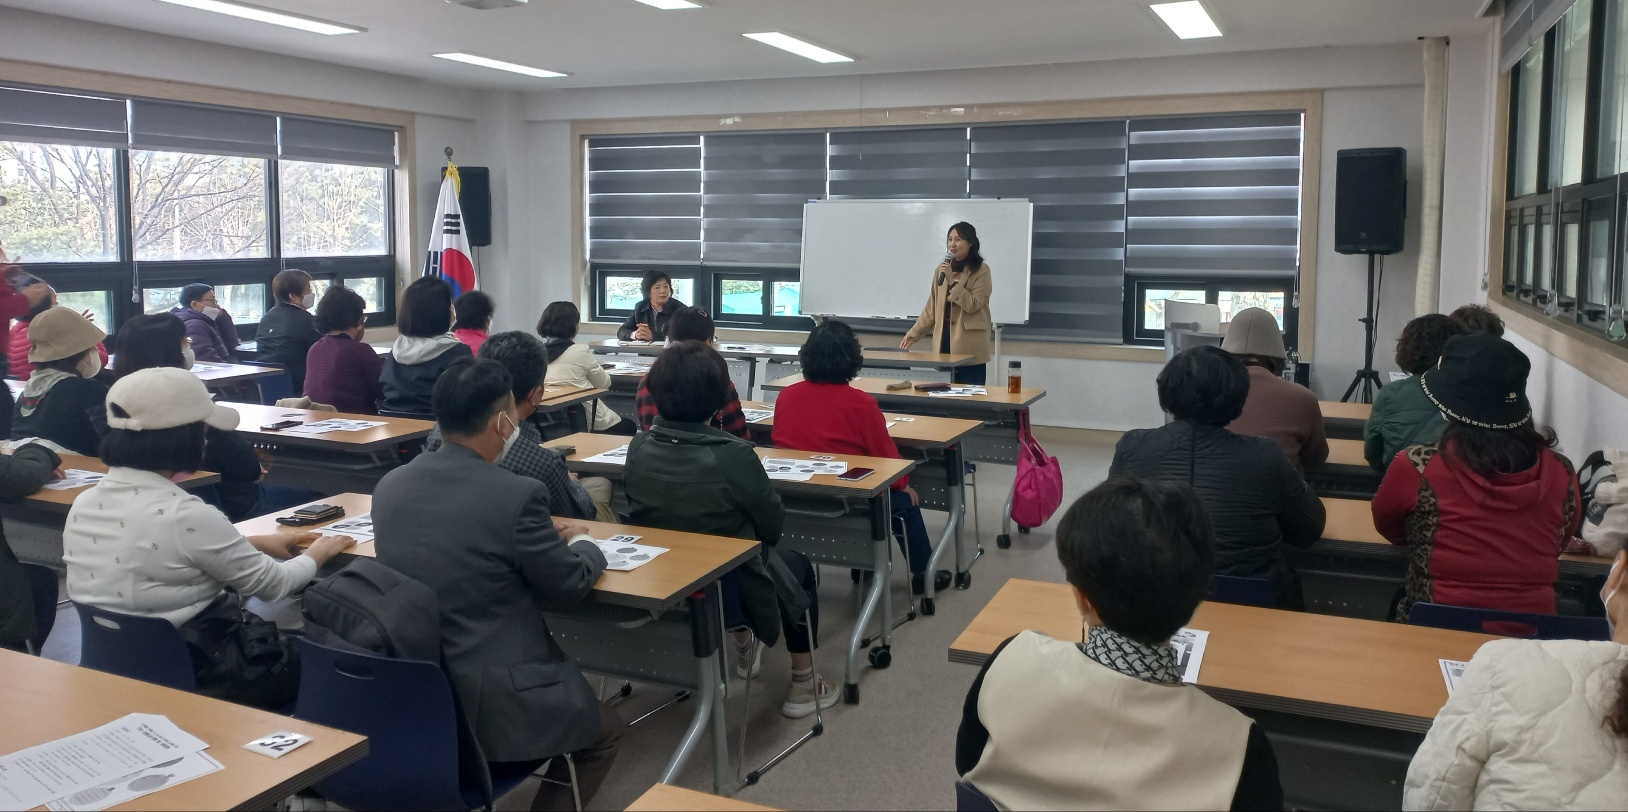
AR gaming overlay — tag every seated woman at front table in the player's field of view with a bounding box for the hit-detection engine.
[957,476,1283,811]
[615,270,684,343]
[1372,332,1580,619]
[452,290,494,354]
[304,285,384,415]
[625,341,838,718]
[1363,314,1464,470]
[632,306,750,439]
[1109,346,1325,608]
[11,307,110,455]
[1222,307,1328,473]
[537,301,629,435]
[62,368,355,709]
[9,287,107,380]
[170,283,238,363]
[380,276,472,416]
[774,319,949,595]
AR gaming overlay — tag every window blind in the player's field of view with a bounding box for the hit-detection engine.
[700,132,825,266]
[828,127,969,199]
[0,85,128,148]
[280,116,398,168]
[129,99,278,159]
[1502,0,1582,72]
[586,134,702,263]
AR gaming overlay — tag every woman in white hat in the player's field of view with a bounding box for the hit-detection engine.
[11,307,109,455]
[63,367,355,708]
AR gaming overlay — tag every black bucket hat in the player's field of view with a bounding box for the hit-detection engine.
[1419,332,1533,430]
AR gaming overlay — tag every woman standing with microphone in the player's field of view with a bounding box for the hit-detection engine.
[900,222,992,384]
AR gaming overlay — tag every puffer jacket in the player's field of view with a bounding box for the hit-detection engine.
[1110,420,1326,604]
[1404,638,1628,811]
[379,334,473,416]
[171,306,237,363]
[0,442,63,646]
[1365,375,1446,470]
[623,417,809,645]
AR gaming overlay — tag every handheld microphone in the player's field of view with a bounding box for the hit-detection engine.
[938,251,952,285]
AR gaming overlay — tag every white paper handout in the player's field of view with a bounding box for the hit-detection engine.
[0,713,208,811]
[46,752,223,812]
[582,444,630,465]
[762,458,849,477]
[283,419,387,435]
[1170,628,1210,683]
[43,469,105,491]
[321,513,375,540]
[188,362,229,372]
[1439,659,1467,694]
[928,386,987,398]
[741,409,774,424]
[594,534,669,571]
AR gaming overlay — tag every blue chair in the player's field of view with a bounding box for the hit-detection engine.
[955,779,998,812]
[239,360,293,405]
[20,563,58,655]
[1407,602,1610,640]
[1207,575,1277,608]
[74,603,195,690]
[293,638,560,811]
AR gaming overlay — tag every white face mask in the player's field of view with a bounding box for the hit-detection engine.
[181,343,195,370]
[498,412,521,460]
[76,352,101,379]
[201,305,221,321]
[301,292,316,309]
[1605,559,1623,637]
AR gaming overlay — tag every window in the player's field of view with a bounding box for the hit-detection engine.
[1219,290,1287,327]
[1600,0,1628,177]
[143,286,181,315]
[56,290,113,331]
[0,142,119,263]
[1128,278,1296,346]
[1513,45,1548,198]
[1551,0,1593,188]
[130,151,268,261]
[773,281,801,317]
[1142,288,1206,331]
[279,161,389,257]
[719,278,764,316]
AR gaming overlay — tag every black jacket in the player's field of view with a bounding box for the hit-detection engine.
[379,342,473,416]
[205,427,263,521]
[0,443,62,646]
[1109,420,1325,604]
[615,298,685,342]
[11,376,109,456]
[255,302,320,392]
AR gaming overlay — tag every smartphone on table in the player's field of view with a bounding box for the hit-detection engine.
[276,504,344,526]
[837,467,875,482]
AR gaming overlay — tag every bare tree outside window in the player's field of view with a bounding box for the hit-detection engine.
[280,161,388,257]
[0,142,119,263]
[130,150,267,262]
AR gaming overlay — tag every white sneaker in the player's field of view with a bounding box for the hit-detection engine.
[732,637,763,680]
[781,674,840,719]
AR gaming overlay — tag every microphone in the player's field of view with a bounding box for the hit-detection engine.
[938,251,952,285]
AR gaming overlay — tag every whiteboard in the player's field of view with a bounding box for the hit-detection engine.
[799,199,1033,324]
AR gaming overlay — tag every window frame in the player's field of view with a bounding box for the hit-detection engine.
[1123,274,1300,349]
[590,263,806,332]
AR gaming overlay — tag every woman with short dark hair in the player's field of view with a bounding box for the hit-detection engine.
[957,476,1283,810]
[380,276,472,415]
[538,301,624,433]
[452,290,494,354]
[170,283,238,363]
[632,306,749,439]
[1364,314,1465,469]
[1110,345,1325,607]
[303,285,384,414]
[615,271,685,343]
[1448,303,1505,337]
[255,269,319,391]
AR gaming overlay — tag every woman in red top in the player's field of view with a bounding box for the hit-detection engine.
[773,320,950,595]
[1371,332,1582,619]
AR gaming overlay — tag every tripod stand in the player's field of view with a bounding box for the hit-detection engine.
[1341,253,1385,403]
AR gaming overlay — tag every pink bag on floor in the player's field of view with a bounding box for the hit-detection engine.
[1010,411,1063,529]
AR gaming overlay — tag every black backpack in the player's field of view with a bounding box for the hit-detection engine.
[302,559,441,663]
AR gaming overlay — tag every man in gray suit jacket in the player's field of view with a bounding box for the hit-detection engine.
[374,358,618,811]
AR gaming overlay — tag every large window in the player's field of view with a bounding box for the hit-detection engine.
[279,161,389,257]
[0,142,119,263]
[130,151,268,262]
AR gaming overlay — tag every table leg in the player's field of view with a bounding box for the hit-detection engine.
[921,444,964,614]
[660,585,729,793]
[744,358,759,400]
[844,495,892,705]
[567,404,588,434]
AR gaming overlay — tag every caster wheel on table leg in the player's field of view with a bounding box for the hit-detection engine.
[955,571,972,590]
[996,534,1011,549]
[868,646,893,669]
[1019,526,1031,534]
[844,683,860,704]
[921,597,936,616]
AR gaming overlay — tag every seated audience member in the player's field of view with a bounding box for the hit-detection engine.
[625,341,838,718]
[452,290,494,354]
[632,307,749,439]
[1110,346,1325,607]
[9,289,107,380]
[615,270,685,342]
[957,476,1283,810]
[537,301,627,434]
[380,276,472,415]
[12,308,110,455]
[1404,551,1628,810]
[0,439,61,651]
[1364,314,1464,469]
[170,283,237,363]
[303,285,384,414]
[254,269,320,392]
[63,368,355,708]
[1372,333,1580,618]
[1222,306,1328,473]
[373,359,619,811]
[774,319,949,594]
[1449,302,1505,337]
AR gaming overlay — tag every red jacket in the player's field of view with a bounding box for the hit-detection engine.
[9,319,109,380]
[771,380,908,491]
[1372,443,1582,616]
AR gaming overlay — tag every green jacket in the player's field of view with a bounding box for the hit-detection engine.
[1363,375,1445,470]
[624,418,810,645]
[0,443,62,646]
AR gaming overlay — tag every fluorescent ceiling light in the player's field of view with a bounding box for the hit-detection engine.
[635,0,702,8]
[155,0,363,35]
[744,32,853,64]
[1150,1,1222,39]
[433,52,568,78]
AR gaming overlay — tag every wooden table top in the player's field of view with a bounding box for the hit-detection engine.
[761,373,1047,408]
[1317,495,1612,573]
[236,492,379,559]
[1326,438,1367,467]
[591,339,973,369]
[950,579,1497,732]
[625,784,780,812]
[740,400,982,449]
[551,432,913,499]
[186,361,282,388]
[22,454,218,513]
[1320,401,1373,422]
[0,649,367,811]
[223,403,433,453]
[537,386,609,413]
[857,348,977,368]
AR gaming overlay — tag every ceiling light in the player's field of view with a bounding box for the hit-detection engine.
[432,52,568,78]
[1150,1,1222,39]
[743,32,853,64]
[154,0,363,35]
[635,0,702,8]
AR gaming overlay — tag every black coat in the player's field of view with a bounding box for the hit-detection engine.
[379,343,473,416]
[11,376,108,456]
[255,302,320,392]
[1109,421,1325,604]
[0,443,61,646]
[615,298,685,342]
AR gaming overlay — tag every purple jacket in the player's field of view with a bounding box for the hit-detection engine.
[171,306,237,363]
[304,334,384,414]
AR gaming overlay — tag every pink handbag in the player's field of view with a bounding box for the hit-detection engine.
[1010,410,1063,529]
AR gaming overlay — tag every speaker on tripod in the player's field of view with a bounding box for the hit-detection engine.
[1334,147,1407,404]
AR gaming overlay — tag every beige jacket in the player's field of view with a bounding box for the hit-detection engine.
[543,342,621,431]
[907,261,993,364]
[1405,638,1628,811]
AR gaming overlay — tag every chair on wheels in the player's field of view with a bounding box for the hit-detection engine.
[1407,602,1610,640]
[1207,575,1277,608]
[294,638,576,812]
[74,603,195,690]
[20,563,59,655]
[239,360,293,405]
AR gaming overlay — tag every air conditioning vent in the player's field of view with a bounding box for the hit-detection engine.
[448,0,528,9]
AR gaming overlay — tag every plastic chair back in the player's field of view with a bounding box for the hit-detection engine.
[21,563,57,654]
[1208,575,1278,608]
[74,603,195,690]
[1408,602,1610,640]
[379,409,435,421]
[240,361,294,405]
[955,779,998,812]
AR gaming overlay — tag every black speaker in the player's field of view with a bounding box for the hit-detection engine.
[1334,148,1407,255]
[443,166,492,247]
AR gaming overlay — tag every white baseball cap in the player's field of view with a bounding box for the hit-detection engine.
[106,367,240,432]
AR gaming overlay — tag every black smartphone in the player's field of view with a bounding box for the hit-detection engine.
[276,504,344,526]
[548,444,576,457]
[260,420,302,431]
[837,467,876,482]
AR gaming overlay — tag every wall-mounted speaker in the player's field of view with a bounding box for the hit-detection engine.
[444,166,492,247]
[1334,148,1407,256]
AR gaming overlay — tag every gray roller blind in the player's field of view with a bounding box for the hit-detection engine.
[280,116,398,168]
[828,127,969,199]
[586,134,702,263]
[0,85,128,148]
[971,120,1127,343]
[129,99,278,159]
[1501,0,1578,72]
[701,131,825,265]
[1125,113,1303,279]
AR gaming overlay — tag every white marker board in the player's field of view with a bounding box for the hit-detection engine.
[800,199,1033,324]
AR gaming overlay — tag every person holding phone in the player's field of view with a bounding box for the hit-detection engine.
[901,222,993,385]
[0,242,61,436]
[615,270,685,343]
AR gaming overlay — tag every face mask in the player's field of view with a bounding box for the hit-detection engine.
[201,306,221,320]
[498,412,521,460]
[301,292,316,309]
[181,344,196,370]
[76,353,101,379]
[1605,559,1623,637]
